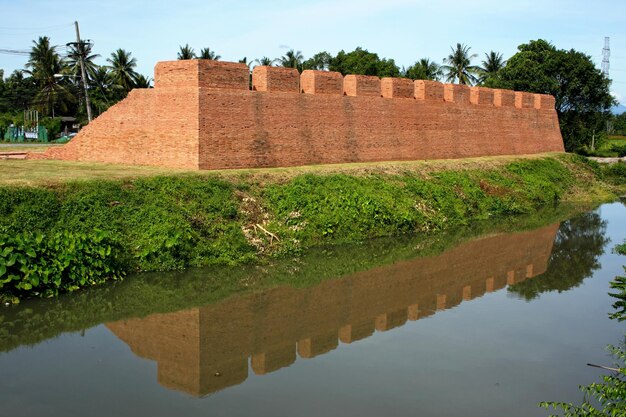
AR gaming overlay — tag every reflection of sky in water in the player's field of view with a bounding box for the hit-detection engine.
[0,203,624,417]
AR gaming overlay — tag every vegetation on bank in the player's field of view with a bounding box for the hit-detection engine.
[0,202,600,353]
[0,154,623,301]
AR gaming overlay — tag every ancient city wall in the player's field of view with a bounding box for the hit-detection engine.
[32,60,565,169]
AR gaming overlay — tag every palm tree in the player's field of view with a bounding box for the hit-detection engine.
[442,43,480,85]
[253,56,276,67]
[107,49,139,94]
[404,58,443,81]
[198,48,220,60]
[177,44,195,60]
[134,74,152,88]
[67,41,100,81]
[279,49,304,71]
[25,36,74,116]
[478,51,506,83]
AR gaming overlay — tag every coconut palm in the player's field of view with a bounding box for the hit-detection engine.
[67,41,100,81]
[404,58,443,81]
[107,49,139,94]
[177,44,195,60]
[442,43,480,85]
[198,48,220,60]
[279,49,304,71]
[134,74,152,88]
[253,56,276,67]
[478,51,506,83]
[25,36,74,116]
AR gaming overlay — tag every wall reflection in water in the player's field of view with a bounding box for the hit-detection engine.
[106,224,558,397]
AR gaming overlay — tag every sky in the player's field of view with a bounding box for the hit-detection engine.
[1,0,626,103]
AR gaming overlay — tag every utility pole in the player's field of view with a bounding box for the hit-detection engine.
[74,21,92,122]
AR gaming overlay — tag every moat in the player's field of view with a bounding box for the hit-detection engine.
[1,202,624,417]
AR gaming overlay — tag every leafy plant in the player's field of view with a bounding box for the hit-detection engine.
[0,229,125,298]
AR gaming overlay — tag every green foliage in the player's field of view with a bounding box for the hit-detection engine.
[486,39,615,151]
[262,158,575,248]
[600,163,626,185]
[0,176,256,274]
[303,52,333,71]
[39,116,61,138]
[404,58,443,81]
[329,47,400,77]
[442,43,480,85]
[0,229,125,298]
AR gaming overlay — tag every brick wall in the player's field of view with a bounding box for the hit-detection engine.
[32,60,565,170]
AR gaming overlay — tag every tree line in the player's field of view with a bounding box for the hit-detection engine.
[0,37,616,151]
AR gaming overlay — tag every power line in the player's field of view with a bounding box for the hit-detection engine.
[0,48,29,56]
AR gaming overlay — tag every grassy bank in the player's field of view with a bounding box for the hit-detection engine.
[0,153,623,300]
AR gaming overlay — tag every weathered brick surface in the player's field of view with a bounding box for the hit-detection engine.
[470,87,494,106]
[415,80,444,101]
[106,223,558,396]
[535,93,556,110]
[300,70,343,94]
[494,89,516,107]
[252,66,299,92]
[515,91,535,109]
[444,84,471,104]
[343,74,381,97]
[381,77,414,98]
[155,60,249,90]
[33,60,565,170]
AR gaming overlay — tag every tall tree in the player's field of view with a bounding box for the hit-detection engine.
[479,51,505,82]
[67,41,100,81]
[106,49,139,95]
[404,58,443,81]
[134,74,152,88]
[253,56,276,67]
[279,49,304,72]
[25,36,74,116]
[303,51,333,71]
[442,43,480,85]
[329,47,399,77]
[177,44,196,60]
[198,48,220,60]
[486,39,615,150]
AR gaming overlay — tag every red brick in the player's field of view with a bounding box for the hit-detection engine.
[444,84,471,104]
[343,75,381,97]
[470,87,494,106]
[493,89,516,107]
[300,70,342,95]
[515,92,535,109]
[252,66,299,93]
[381,77,414,98]
[415,80,444,101]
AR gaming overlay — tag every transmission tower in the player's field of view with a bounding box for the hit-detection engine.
[602,37,610,77]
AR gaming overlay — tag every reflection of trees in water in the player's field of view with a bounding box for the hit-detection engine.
[509,211,608,301]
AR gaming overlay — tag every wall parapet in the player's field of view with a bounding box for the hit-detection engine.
[154,60,558,110]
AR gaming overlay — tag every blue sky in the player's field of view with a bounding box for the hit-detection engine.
[2,0,626,103]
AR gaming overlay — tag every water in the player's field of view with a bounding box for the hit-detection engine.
[1,203,625,417]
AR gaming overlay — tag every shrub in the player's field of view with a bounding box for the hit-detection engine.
[0,229,125,298]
